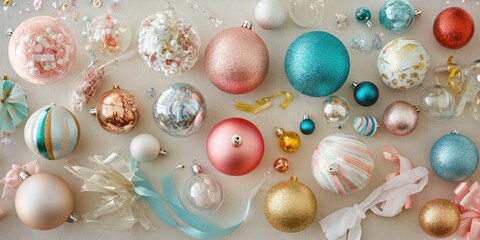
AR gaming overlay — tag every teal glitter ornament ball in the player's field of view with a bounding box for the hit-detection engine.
[430,132,479,182]
[285,31,350,97]
[300,115,315,135]
[379,0,417,33]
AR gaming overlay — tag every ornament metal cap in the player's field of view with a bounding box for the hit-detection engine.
[113,84,120,89]
[159,148,167,156]
[241,20,253,30]
[352,81,358,88]
[290,175,297,182]
[274,127,285,137]
[451,129,459,134]
[365,20,373,28]
[89,107,97,116]
[18,170,31,181]
[192,162,203,175]
[2,75,7,80]
[231,135,243,147]
[67,212,78,223]
[414,8,422,16]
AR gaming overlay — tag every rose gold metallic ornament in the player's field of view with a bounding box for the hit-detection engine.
[419,199,460,238]
[91,84,140,134]
[204,21,269,94]
[264,176,317,233]
[274,158,289,173]
[383,101,419,136]
[433,7,474,49]
[206,118,264,176]
[15,171,76,230]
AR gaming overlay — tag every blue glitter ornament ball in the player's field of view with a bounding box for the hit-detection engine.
[430,132,479,182]
[353,81,379,107]
[285,31,350,97]
[379,0,417,33]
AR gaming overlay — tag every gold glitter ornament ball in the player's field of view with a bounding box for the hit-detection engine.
[419,199,460,238]
[264,176,317,233]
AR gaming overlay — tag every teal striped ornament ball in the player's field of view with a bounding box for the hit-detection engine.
[24,104,80,160]
[353,116,378,137]
[311,133,374,194]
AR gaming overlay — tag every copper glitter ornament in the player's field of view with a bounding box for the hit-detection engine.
[264,176,317,233]
[433,7,474,49]
[91,84,140,134]
[419,199,460,238]
[204,21,269,94]
[383,101,418,136]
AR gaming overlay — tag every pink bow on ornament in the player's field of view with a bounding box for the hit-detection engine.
[454,181,480,240]
[0,161,40,218]
[383,145,414,210]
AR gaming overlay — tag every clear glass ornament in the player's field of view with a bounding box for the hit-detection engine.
[288,0,325,28]
[88,13,131,57]
[418,85,455,121]
[183,163,223,214]
[152,83,206,137]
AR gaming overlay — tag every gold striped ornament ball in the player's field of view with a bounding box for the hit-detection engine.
[264,176,317,233]
[24,103,80,160]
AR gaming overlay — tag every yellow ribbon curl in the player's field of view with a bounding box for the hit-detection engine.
[64,153,154,230]
[447,56,464,95]
[235,91,293,114]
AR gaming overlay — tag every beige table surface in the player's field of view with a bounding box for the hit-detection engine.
[1,0,479,239]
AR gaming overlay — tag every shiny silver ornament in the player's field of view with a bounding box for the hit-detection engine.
[321,95,350,128]
[153,83,206,137]
[183,163,223,214]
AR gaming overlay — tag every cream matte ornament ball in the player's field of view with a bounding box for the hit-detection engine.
[255,0,288,30]
[15,173,74,230]
[130,134,161,162]
[377,38,430,90]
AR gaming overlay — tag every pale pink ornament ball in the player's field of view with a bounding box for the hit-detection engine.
[206,118,264,176]
[204,22,269,94]
[9,16,77,85]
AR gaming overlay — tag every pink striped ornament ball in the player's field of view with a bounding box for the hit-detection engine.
[311,133,374,194]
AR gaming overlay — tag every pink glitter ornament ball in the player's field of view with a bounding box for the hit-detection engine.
[204,21,269,94]
[8,16,77,85]
[206,118,264,176]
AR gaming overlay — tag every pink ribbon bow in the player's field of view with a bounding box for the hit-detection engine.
[454,181,480,240]
[0,161,40,218]
[382,145,414,210]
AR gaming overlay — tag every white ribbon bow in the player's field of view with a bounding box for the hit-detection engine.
[319,165,428,240]
[65,152,154,230]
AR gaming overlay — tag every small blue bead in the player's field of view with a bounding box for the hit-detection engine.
[379,0,416,33]
[300,117,315,135]
[430,133,479,182]
[353,81,379,107]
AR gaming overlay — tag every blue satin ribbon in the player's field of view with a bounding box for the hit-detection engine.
[131,159,270,239]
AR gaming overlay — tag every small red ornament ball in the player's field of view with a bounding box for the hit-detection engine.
[433,7,474,49]
[206,118,264,176]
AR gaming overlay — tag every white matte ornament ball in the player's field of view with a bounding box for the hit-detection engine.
[15,173,74,230]
[255,0,288,30]
[130,134,161,162]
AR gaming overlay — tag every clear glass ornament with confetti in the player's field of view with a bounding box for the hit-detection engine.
[88,13,131,57]
[138,3,201,76]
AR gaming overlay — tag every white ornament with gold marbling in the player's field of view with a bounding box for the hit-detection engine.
[377,38,430,90]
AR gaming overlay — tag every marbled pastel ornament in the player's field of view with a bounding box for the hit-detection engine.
[311,133,374,194]
[24,104,80,160]
[377,38,430,90]
[353,116,378,137]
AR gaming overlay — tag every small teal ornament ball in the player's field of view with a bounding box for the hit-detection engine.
[285,31,350,97]
[300,115,315,135]
[430,131,479,182]
[379,0,418,33]
[352,81,379,107]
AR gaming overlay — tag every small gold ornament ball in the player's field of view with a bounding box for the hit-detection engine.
[419,199,460,238]
[264,176,317,233]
